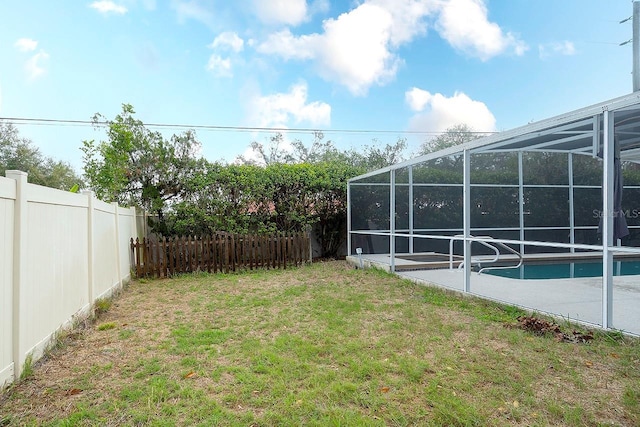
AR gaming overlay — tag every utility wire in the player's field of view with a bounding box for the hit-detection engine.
[0,116,497,136]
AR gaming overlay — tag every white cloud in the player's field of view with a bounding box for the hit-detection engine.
[253,0,308,26]
[206,55,233,77]
[406,89,496,133]
[367,0,436,46]
[539,41,576,59]
[258,29,316,60]
[89,0,128,15]
[258,3,401,95]
[238,145,265,165]
[256,0,527,94]
[14,38,38,52]
[316,3,401,94]
[210,32,244,52]
[248,82,331,128]
[435,0,527,60]
[405,87,432,112]
[14,38,49,80]
[207,32,245,77]
[25,50,50,80]
[171,0,215,27]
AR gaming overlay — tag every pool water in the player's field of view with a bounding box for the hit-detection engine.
[484,260,640,279]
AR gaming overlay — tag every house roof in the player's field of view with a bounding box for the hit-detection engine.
[351,91,640,182]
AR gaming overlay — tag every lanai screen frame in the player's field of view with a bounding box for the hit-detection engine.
[347,92,640,330]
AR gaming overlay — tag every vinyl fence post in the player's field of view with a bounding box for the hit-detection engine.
[6,170,28,382]
[82,191,95,305]
[112,202,122,289]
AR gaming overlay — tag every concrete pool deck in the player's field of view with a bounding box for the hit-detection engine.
[347,253,640,336]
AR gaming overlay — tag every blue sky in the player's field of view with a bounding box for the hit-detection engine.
[0,0,636,171]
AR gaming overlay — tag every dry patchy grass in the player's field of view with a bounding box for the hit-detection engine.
[0,261,639,426]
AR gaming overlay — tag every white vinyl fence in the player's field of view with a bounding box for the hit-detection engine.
[0,171,137,389]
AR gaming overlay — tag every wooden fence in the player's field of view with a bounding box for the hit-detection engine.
[130,232,310,278]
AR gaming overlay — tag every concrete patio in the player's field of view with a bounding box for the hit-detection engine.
[347,253,640,336]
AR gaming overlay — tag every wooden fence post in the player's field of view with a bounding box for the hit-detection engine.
[224,234,230,273]
[159,237,165,278]
[134,238,141,277]
[213,234,219,273]
[231,234,236,272]
[248,234,253,270]
[142,238,148,277]
[153,238,160,278]
[279,232,285,269]
[196,235,201,273]
[177,236,183,273]
[205,235,211,273]
[191,235,197,272]
[130,239,135,277]
[263,234,266,269]
[187,235,193,273]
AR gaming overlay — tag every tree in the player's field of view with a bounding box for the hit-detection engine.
[81,110,409,257]
[157,158,361,257]
[238,133,295,165]
[0,121,82,190]
[289,131,343,163]
[82,104,201,226]
[238,131,342,165]
[309,160,362,257]
[171,161,274,235]
[238,132,408,171]
[419,124,483,155]
[234,133,407,256]
[344,138,407,171]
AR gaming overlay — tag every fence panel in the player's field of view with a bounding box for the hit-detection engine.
[118,206,137,281]
[131,232,310,278]
[23,189,90,372]
[93,201,119,299]
[0,172,136,391]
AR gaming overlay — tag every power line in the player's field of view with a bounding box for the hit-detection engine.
[584,41,627,45]
[0,116,498,136]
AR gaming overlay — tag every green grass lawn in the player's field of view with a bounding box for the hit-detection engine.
[1,261,639,426]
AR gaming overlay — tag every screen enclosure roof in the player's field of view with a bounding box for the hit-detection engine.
[351,91,640,182]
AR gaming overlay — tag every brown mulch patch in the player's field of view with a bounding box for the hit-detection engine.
[513,315,595,343]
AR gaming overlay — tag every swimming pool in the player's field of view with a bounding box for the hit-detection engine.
[484,260,640,279]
